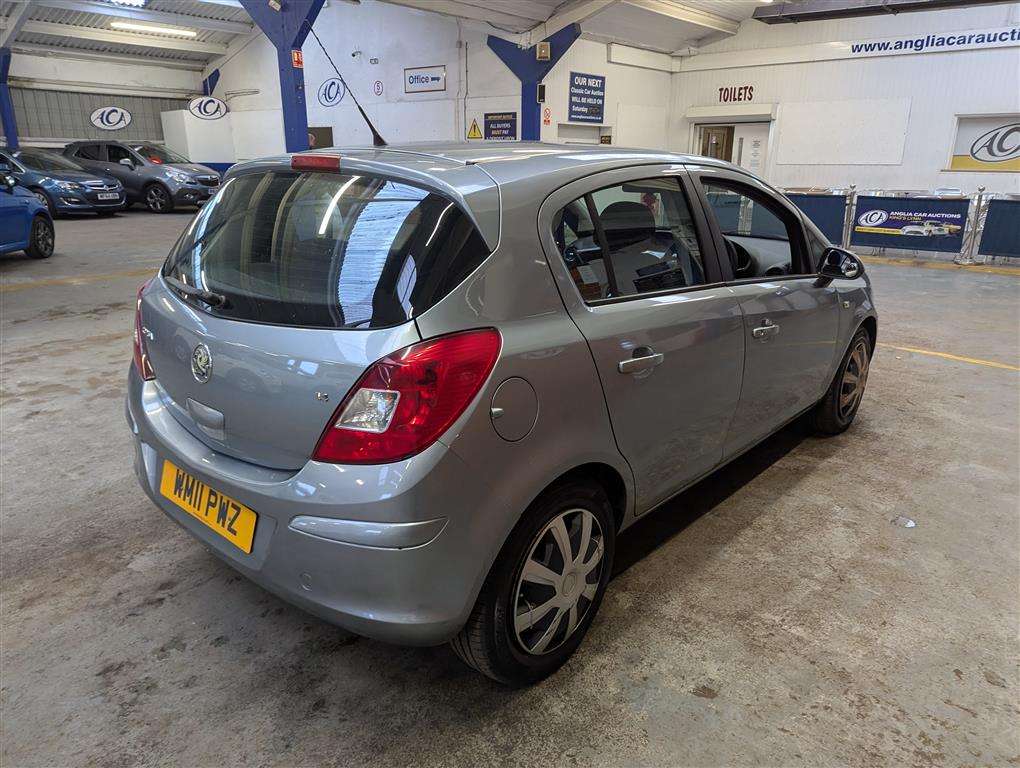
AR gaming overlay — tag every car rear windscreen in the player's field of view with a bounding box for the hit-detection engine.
[162,170,491,329]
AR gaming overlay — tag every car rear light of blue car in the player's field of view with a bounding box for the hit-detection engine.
[133,280,155,381]
[313,328,501,464]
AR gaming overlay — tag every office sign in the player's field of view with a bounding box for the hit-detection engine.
[404,65,446,93]
[850,196,969,253]
[483,112,517,141]
[949,115,1020,172]
[188,96,227,120]
[568,71,605,124]
[90,105,131,130]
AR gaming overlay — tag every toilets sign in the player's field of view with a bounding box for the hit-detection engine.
[568,72,605,124]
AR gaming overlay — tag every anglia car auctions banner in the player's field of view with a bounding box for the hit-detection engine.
[948,115,1020,172]
[850,197,970,253]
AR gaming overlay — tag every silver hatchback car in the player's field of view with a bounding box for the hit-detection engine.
[127,144,876,685]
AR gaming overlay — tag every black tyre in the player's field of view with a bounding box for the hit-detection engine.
[25,215,54,259]
[450,479,615,686]
[812,327,872,435]
[143,183,174,213]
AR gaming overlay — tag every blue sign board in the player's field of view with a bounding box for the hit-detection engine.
[978,199,1020,258]
[568,71,605,124]
[849,196,970,253]
[484,111,517,141]
[787,193,848,245]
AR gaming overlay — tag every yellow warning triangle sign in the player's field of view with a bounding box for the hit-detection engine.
[467,119,482,140]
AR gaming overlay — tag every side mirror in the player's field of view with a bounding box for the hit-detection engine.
[817,247,864,282]
[119,157,135,168]
[1,173,15,193]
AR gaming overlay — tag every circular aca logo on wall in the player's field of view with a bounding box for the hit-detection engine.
[858,209,889,227]
[90,106,132,130]
[188,96,228,120]
[317,78,346,107]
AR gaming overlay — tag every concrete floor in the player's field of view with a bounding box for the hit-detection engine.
[2,211,1018,768]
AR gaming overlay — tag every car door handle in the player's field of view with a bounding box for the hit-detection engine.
[752,323,780,339]
[618,352,664,374]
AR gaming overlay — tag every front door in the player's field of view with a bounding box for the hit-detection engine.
[539,166,745,512]
[104,144,144,200]
[690,166,840,456]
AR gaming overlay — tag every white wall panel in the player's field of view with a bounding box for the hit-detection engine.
[774,98,910,166]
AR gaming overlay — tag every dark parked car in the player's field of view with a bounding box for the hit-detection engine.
[0,147,124,217]
[63,141,219,213]
[0,159,54,258]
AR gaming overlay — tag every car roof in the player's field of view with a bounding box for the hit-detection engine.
[227,142,740,249]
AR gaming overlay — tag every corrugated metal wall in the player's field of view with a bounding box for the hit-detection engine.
[7,88,188,144]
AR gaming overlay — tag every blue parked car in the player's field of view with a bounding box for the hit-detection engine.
[0,159,55,259]
[0,147,125,217]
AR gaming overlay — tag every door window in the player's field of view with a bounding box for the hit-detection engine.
[702,180,809,279]
[74,144,105,161]
[553,177,707,302]
[107,144,137,165]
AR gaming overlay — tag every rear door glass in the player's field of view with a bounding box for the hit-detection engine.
[162,171,490,329]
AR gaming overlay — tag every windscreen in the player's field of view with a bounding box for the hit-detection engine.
[15,149,85,172]
[134,144,189,164]
[162,170,491,329]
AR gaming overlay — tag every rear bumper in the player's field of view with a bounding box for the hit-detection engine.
[125,367,498,646]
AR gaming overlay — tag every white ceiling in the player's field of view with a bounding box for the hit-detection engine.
[0,0,783,73]
[384,0,784,53]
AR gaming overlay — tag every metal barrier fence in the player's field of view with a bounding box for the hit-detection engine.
[782,187,1020,265]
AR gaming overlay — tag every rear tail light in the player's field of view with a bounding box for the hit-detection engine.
[133,279,155,380]
[313,329,501,464]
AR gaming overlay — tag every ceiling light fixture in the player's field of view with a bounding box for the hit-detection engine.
[110,21,198,37]
[104,0,148,6]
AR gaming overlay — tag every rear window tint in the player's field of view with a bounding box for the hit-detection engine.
[162,170,491,329]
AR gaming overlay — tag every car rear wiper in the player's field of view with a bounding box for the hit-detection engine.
[164,275,230,309]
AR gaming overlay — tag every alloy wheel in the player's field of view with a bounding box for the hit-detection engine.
[33,191,49,210]
[33,218,54,256]
[513,508,604,656]
[839,338,871,421]
[146,186,169,212]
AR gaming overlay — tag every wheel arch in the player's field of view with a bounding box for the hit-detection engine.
[859,315,877,352]
[528,461,630,533]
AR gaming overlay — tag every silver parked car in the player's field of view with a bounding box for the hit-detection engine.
[63,141,220,213]
[127,144,876,685]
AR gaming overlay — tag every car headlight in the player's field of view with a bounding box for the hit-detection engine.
[166,169,193,184]
[54,180,83,192]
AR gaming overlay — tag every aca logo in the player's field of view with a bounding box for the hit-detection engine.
[317,78,346,107]
[970,122,1020,163]
[188,96,227,120]
[90,106,132,130]
[858,209,889,227]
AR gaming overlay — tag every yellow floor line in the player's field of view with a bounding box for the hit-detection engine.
[0,267,157,292]
[878,343,1020,372]
[860,255,1020,277]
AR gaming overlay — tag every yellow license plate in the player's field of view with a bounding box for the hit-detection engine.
[159,460,257,553]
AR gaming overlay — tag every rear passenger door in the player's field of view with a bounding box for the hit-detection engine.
[688,166,840,456]
[539,166,745,513]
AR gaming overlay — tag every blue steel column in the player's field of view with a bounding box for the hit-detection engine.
[487,25,581,142]
[0,48,18,150]
[239,0,325,153]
